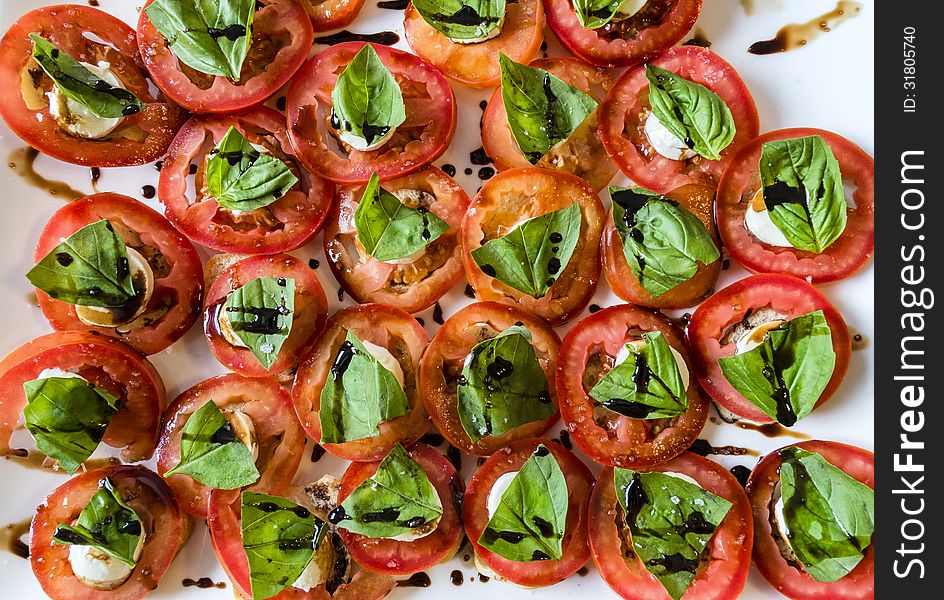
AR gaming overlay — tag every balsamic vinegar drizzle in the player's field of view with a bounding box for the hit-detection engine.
[450,569,464,586]
[8,147,84,200]
[1,518,31,559]
[687,439,758,457]
[730,465,752,487]
[314,31,400,46]
[378,0,409,9]
[735,421,811,439]
[182,578,226,589]
[748,1,863,55]
[397,572,432,588]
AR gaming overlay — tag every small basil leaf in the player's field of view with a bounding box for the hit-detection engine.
[646,64,736,161]
[760,135,847,253]
[223,276,295,370]
[23,376,118,474]
[572,0,630,29]
[206,127,298,211]
[241,491,327,600]
[354,173,450,262]
[478,445,568,562]
[145,0,254,81]
[779,446,874,583]
[471,203,582,298]
[614,469,732,600]
[412,0,506,41]
[331,44,406,148]
[27,220,136,308]
[53,478,143,567]
[335,444,443,538]
[164,399,260,489]
[319,331,411,444]
[499,54,598,164]
[718,311,835,426]
[611,186,720,297]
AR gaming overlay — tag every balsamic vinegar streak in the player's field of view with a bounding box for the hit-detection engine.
[314,30,400,46]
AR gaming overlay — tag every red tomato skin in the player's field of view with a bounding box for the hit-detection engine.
[301,0,367,32]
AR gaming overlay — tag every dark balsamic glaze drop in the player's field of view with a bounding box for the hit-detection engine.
[309,258,320,269]
[480,264,496,277]
[378,0,409,8]
[433,302,445,325]
[182,577,226,589]
[464,283,476,298]
[419,432,445,446]
[446,445,462,472]
[478,167,495,180]
[141,185,156,199]
[464,167,473,175]
[397,572,431,587]
[588,304,603,313]
[315,31,400,46]
[441,163,457,177]
[481,528,526,544]
[210,423,237,445]
[450,570,464,586]
[648,552,700,575]
[310,444,326,463]
[207,24,247,42]
[337,288,345,302]
[55,252,73,266]
[730,465,752,487]
[331,341,357,380]
[470,147,492,165]
[275,96,287,111]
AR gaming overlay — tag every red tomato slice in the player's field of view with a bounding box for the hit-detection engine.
[159,106,334,255]
[156,374,305,519]
[545,0,702,67]
[324,166,470,314]
[589,452,753,600]
[293,303,430,462]
[460,167,605,325]
[286,42,456,184]
[136,0,314,114]
[419,301,561,455]
[403,0,544,88]
[300,0,367,32]
[556,304,709,467]
[33,193,203,356]
[598,46,759,194]
[464,438,593,587]
[746,441,874,600]
[204,254,328,380]
[0,331,164,465]
[685,274,851,423]
[30,465,187,600]
[716,128,875,283]
[0,4,184,167]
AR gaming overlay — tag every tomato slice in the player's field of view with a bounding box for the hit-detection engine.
[286,42,457,184]
[156,374,305,519]
[403,0,544,88]
[300,0,367,32]
[716,128,875,283]
[293,303,430,462]
[685,274,851,423]
[460,167,605,325]
[464,438,593,587]
[30,465,187,600]
[545,0,702,67]
[419,301,561,455]
[598,46,759,194]
[602,184,722,308]
[33,193,203,356]
[136,0,314,113]
[556,304,709,467]
[746,441,873,600]
[589,452,753,600]
[0,4,184,167]
[0,331,164,465]
[159,106,334,254]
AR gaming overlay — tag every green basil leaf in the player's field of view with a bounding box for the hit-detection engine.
[499,54,598,164]
[353,173,450,262]
[718,311,835,426]
[242,491,327,600]
[206,127,298,211]
[759,135,847,253]
[478,445,568,562]
[53,478,142,567]
[335,444,443,538]
[223,276,295,370]
[614,469,732,600]
[611,186,720,297]
[778,446,874,583]
[23,376,118,474]
[164,399,260,489]
[27,220,135,308]
[572,0,633,29]
[145,0,254,80]
[471,203,582,298]
[457,325,553,442]
[331,44,406,148]
[646,64,736,161]
[412,0,506,41]
[319,331,411,444]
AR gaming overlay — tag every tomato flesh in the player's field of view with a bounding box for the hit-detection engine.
[301,0,367,32]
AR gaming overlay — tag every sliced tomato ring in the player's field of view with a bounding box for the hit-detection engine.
[589,452,753,600]
[556,304,709,467]
[598,46,759,194]
[685,274,851,423]
[460,167,605,325]
[716,128,875,283]
[300,0,367,32]
[159,106,334,254]
[33,193,203,356]
[286,42,456,184]
[136,0,314,114]
[292,303,430,462]
[156,374,305,519]
[403,0,544,88]
[746,441,874,600]
[419,302,561,455]
[30,464,187,600]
